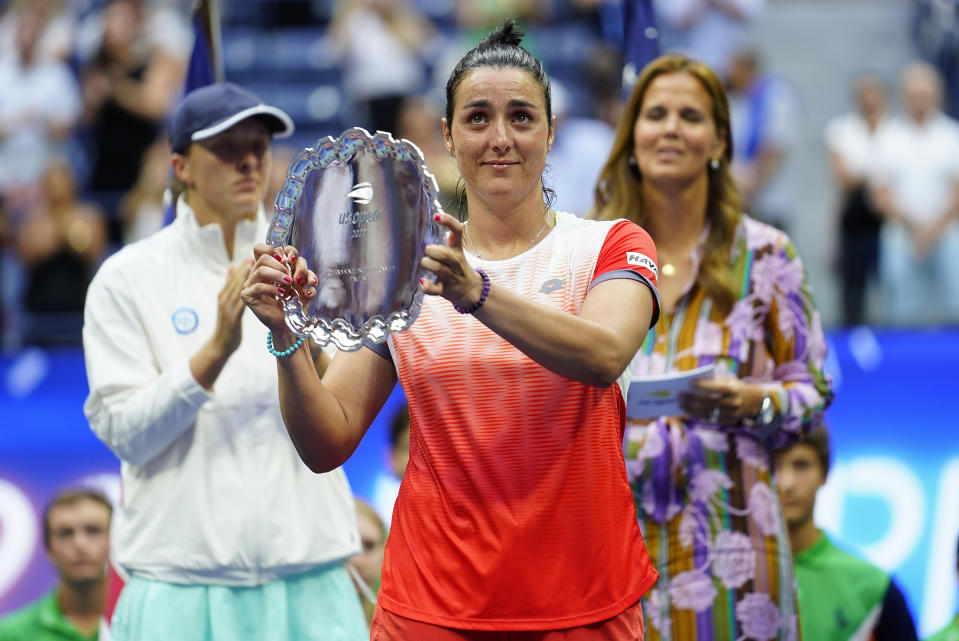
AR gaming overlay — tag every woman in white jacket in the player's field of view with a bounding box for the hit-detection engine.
[82,82,367,641]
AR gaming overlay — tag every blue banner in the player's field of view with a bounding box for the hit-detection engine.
[622,0,660,87]
[1,329,956,636]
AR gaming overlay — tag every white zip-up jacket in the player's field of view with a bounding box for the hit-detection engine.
[83,199,359,586]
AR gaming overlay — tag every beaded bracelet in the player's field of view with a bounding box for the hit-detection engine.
[267,332,306,358]
[453,268,491,314]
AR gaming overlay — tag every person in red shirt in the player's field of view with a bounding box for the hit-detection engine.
[242,20,660,640]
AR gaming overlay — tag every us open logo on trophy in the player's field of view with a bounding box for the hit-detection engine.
[338,183,381,240]
[267,128,443,351]
[347,181,373,204]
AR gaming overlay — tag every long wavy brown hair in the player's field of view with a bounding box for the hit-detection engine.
[591,54,743,315]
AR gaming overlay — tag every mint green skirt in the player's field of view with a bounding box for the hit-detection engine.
[111,563,368,641]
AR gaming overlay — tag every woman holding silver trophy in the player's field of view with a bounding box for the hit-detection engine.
[244,20,661,640]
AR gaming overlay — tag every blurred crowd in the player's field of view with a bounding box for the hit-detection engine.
[1,0,959,350]
[0,0,192,347]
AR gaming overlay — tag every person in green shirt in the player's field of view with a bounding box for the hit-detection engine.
[925,534,959,641]
[774,426,918,641]
[0,488,113,641]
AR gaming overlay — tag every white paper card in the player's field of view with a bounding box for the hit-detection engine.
[625,363,717,420]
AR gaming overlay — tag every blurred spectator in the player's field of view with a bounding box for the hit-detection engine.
[329,0,436,135]
[775,427,919,641]
[256,0,320,27]
[924,531,959,640]
[15,158,107,345]
[80,0,187,246]
[872,62,959,325]
[394,95,461,217]
[118,139,170,244]
[548,79,615,217]
[913,0,959,119]
[0,0,74,63]
[429,0,553,98]
[653,0,765,77]
[824,72,888,327]
[453,0,552,32]
[0,488,113,641]
[373,403,410,526]
[347,498,386,627]
[548,44,622,217]
[0,8,81,215]
[583,41,628,127]
[564,0,622,31]
[727,47,802,235]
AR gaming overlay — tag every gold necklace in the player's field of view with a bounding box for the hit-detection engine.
[463,210,553,259]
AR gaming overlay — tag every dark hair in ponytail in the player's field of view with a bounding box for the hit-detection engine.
[444,19,556,216]
[444,19,552,127]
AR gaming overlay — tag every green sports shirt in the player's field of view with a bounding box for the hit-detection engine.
[794,532,917,641]
[0,591,99,641]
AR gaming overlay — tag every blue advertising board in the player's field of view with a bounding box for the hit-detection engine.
[0,328,956,636]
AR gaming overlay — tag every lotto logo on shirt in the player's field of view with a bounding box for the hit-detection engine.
[626,252,658,278]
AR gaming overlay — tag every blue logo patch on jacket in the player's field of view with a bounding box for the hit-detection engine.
[171,308,199,335]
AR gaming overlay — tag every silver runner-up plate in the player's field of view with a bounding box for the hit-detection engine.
[267,127,443,351]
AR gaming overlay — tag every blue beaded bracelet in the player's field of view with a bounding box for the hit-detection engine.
[267,332,306,358]
[453,268,491,314]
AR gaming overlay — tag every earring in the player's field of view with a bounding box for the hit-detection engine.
[627,154,637,167]
[709,158,720,170]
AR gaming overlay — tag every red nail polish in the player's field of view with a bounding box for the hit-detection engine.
[274,253,282,261]
[310,277,317,286]
[282,275,292,283]
[277,286,286,294]
[290,253,297,262]
[295,274,304,284]
[434,214,441,221]
[419,278,425,285]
